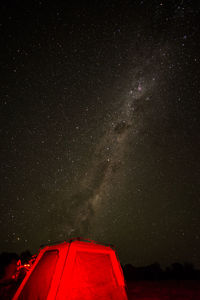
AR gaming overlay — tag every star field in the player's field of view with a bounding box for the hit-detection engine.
[0,0,200,268]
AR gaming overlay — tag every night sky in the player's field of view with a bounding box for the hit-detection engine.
[0,0,200,268]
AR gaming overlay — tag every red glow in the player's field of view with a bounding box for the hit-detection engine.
[13,239,128,299]
[12,255,37,281]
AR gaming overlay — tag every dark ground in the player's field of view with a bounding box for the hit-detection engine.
[126,280,200,300]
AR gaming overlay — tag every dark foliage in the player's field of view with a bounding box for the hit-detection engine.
[123,262,200,281]
[0,251,32,299]
[0,252,19,280]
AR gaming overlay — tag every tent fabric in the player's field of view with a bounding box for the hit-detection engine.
[68,286,127,300]
[13,241,127,300]
[68,251,117,299]
[71,251,117,287]
[57,248,127,299]
[18,250,58,300]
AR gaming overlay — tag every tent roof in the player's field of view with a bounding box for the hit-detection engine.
[40,238,115,253]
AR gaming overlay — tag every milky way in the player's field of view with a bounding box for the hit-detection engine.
[63,53,162,240]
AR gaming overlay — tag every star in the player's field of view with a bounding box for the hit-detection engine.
[138,83,142,91]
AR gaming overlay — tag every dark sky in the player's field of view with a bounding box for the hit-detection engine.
[0,0,200,268]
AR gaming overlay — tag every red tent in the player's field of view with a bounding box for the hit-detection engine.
[13,239,128,299]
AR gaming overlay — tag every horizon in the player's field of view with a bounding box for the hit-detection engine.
[1,238,200,270]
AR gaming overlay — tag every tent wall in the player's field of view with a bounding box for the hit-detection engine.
[56,243,127,300]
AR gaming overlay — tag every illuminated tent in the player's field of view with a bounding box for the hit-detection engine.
[13,239,128,300]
